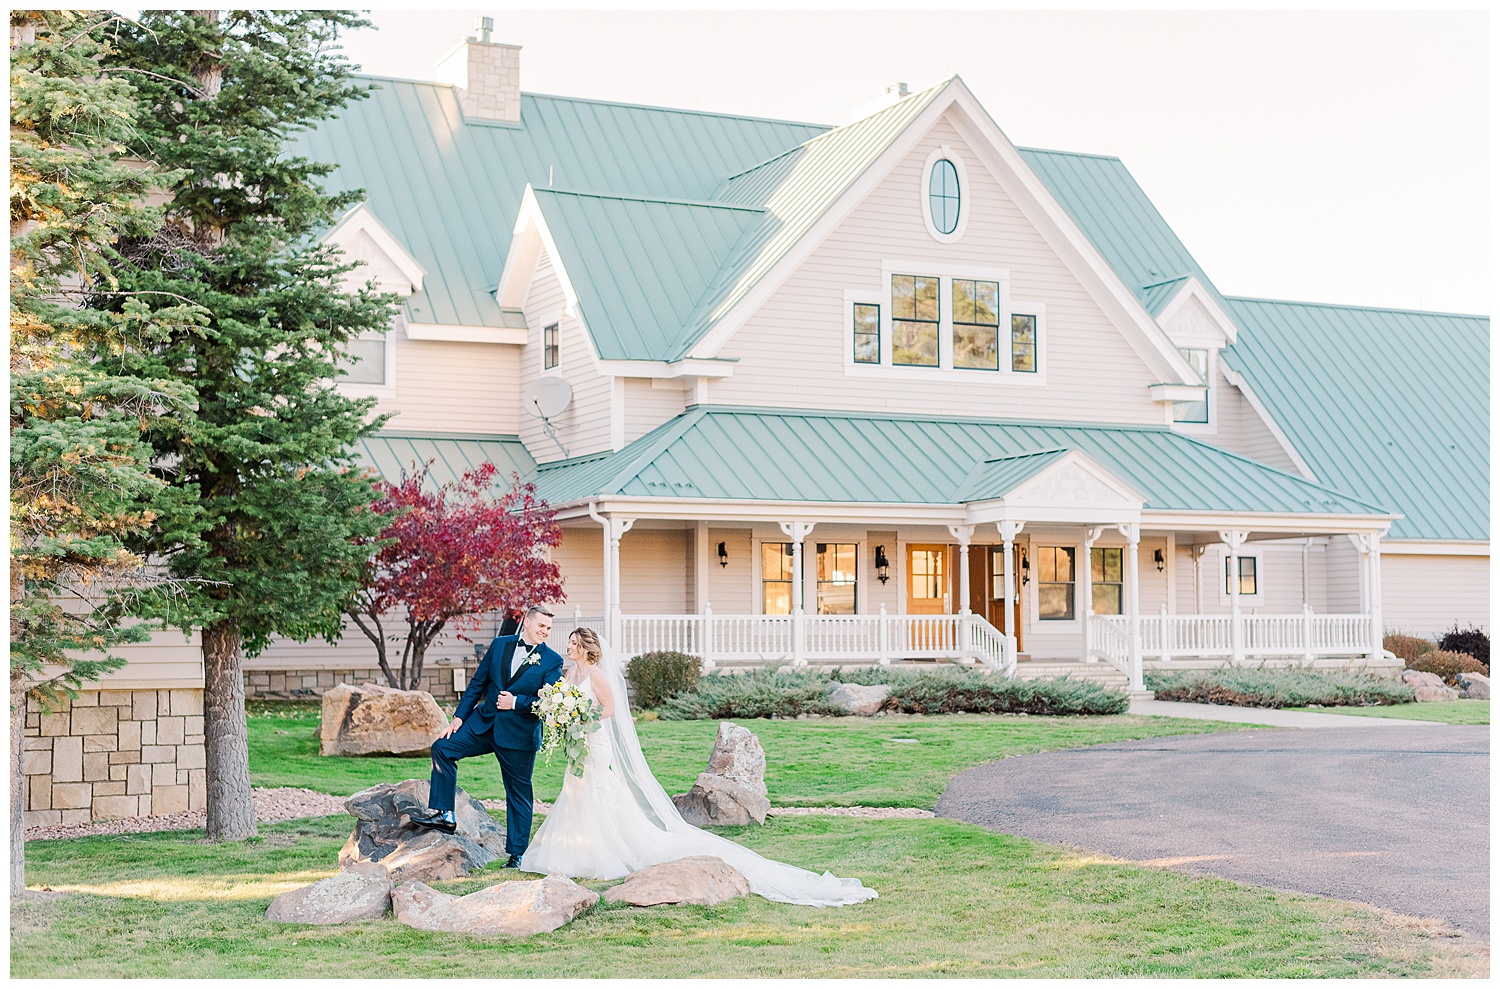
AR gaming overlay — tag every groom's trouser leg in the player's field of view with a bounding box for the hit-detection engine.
[428,722,494,812]
[493,746,535,857]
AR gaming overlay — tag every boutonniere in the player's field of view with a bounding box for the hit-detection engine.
[519,648,542,668]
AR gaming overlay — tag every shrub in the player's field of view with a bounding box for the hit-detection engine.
[625,651,703,709]
[1144,668,1413,708]
[1407,649,1488,685]
[658,667,1128,720]
[1437,625,1489,671]
[1383,633,1435,665]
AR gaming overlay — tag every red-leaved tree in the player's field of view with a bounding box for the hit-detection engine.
[346,461,564,690]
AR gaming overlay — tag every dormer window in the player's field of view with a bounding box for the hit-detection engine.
[929,159,960,235]
[1173,348,1210,423]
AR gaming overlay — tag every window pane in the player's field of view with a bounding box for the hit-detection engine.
[543,323,559,370]
[1092,584,1122,615]
[853,303,880,364]
[914,276,938,321]
[1039,584,1075,621]
[928,159,960,235]
[974,280,998,324]
[763,542,793,580]
[1173,348,1209,423]
[1240,556,1257,595]
[339,337,386,384]
[1011,314,1037,372]
[763,582,791,616]
[952,279,975,324]
[911,549,943,599]
[892,275,916,319]
[953,324,998,370]
[893,320,939,366]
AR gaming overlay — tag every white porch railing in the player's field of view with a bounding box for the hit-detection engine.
[1092,605,1372,669]
[567,606,1016,674]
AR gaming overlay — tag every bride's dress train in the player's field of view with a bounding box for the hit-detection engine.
[519,672,876,907]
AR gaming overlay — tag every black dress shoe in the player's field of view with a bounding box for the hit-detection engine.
[409,810,457,834]
[504,855,521,868]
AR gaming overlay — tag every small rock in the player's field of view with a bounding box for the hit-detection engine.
[339,779,508,882]
[1455,671,1489,700]
[1400,668,1461,702]
[825,682,892,716]
[673,722,771,826]
[266,861,392,925]
[319,682,448,757]
[393,875,598,936]
[603,855,751,907]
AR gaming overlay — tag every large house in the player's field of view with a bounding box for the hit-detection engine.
[25,27,1488,826]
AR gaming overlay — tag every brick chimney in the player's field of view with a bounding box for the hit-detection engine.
[435,16,521,124]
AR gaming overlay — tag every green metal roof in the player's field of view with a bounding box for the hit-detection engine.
[294,79,828,331]
[1221,299,1488,541]
[356,433,537,492]
[951,449,1070,503]
[530,189,762,361]
[1016,148,1233,317]
[533,406,1387,519]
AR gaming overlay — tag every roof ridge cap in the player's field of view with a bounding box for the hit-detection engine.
[701,404,1177,434]
[1016,145,1125,162]
[521,89,832,129]
[536,187,764,212]
[1226,295,1489,321]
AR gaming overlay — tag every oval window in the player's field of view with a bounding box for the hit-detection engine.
[928,158,960,235]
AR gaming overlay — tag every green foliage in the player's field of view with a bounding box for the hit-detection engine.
[1437,625,1488,669]
[9,10,196,700]
[85,10,399,652]
[1145,668,1415,708]
[625,650,704,708]
[657,667,1128,720]
[1288,700,1488,725]
[1382,633,1435,665]
[1407,649,1488,685]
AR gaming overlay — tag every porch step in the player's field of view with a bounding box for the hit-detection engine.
[1013,661,1130,689]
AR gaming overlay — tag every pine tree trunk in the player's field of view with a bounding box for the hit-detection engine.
[202,620,256,840]
[10,667,27,895]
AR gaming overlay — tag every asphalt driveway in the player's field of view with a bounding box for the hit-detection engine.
[936,724,1490,938]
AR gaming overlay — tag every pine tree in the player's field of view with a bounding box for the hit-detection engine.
[9,9,195,892]
[95,10,397,840]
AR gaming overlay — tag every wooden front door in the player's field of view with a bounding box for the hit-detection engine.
[906,544,949,615]
[969,545,1024,651]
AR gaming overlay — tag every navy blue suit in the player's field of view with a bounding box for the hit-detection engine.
[429,634,564,857]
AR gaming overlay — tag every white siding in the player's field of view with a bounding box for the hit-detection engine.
[75,626,204,689]
[711,111,1166,425]
[704,528,754,614]
[1208,361,1301,472]
[1382,553,1490,637]
[250,614,485,673]
[624,377,687,443]
[519,247,614,462]
[337,228,413,297]
[1325,536,1363,613]
[620,528,691,614]
[369,331,521,435]
[548,524,605,618]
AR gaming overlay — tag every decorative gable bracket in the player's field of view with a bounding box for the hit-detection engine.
[960,449,1145,526]
[321,204,427,296]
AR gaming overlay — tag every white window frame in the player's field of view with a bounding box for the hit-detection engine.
[1007,300,1048,385]
[921,146,970,245]
[334,323,397,399]
[1032,542,1082,626]
[542,321,560,372]
[1170,344,1219,435]
[1216,546,1265,607]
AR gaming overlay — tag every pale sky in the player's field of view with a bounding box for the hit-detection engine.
[139,7,1492,315]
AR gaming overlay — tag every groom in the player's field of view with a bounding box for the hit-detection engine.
[411,604,564,868]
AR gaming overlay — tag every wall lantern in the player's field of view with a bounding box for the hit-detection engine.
[717,541,729,568]
[1153,548,1165,572]
[1020,549,1030,585]
[874,545,890,584]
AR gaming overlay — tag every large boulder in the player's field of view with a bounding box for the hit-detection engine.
[603,855,751,907]
[1455,671,1490,700]
[392,875,598,937]
[319,682,448,757]
[672,722,771,826]
[1400,668,1461,702]
[265,861,392,925]
[339,779,508,882]
[825,682,892,716]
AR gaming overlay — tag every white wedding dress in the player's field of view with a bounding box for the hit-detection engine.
[519,652,877,907]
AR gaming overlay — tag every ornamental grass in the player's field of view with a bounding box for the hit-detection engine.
[1144,668,1414,709]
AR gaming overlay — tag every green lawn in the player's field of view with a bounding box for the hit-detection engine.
[13,813,1485,978]
[248,704,1252,808]
[1289,700,1489,725]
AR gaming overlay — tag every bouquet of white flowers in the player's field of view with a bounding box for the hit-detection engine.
[536,679,603,778]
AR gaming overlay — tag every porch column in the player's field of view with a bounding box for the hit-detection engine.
[1119,522,1142,692]
[947,525,975,616]
[1359,530,1386,660]
[1219,529,1248,667]
[1081,526,1104,663]
[996,521,1024,647]
[779,521,816,667]
[588,506,635,646]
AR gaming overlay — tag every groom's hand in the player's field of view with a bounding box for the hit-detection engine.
[496,691,517,711]
[439,716,462,739]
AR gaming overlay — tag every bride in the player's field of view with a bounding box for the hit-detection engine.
[519,627,877,907]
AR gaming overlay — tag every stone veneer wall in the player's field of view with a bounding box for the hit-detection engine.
[23,688,205,826]
[244,659,480,707]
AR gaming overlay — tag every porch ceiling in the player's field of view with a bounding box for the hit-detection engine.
[532,406,1392,525]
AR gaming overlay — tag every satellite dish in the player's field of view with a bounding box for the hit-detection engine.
[526,376,572,420]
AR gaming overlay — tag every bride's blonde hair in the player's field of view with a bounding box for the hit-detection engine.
[570,627,603,666]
